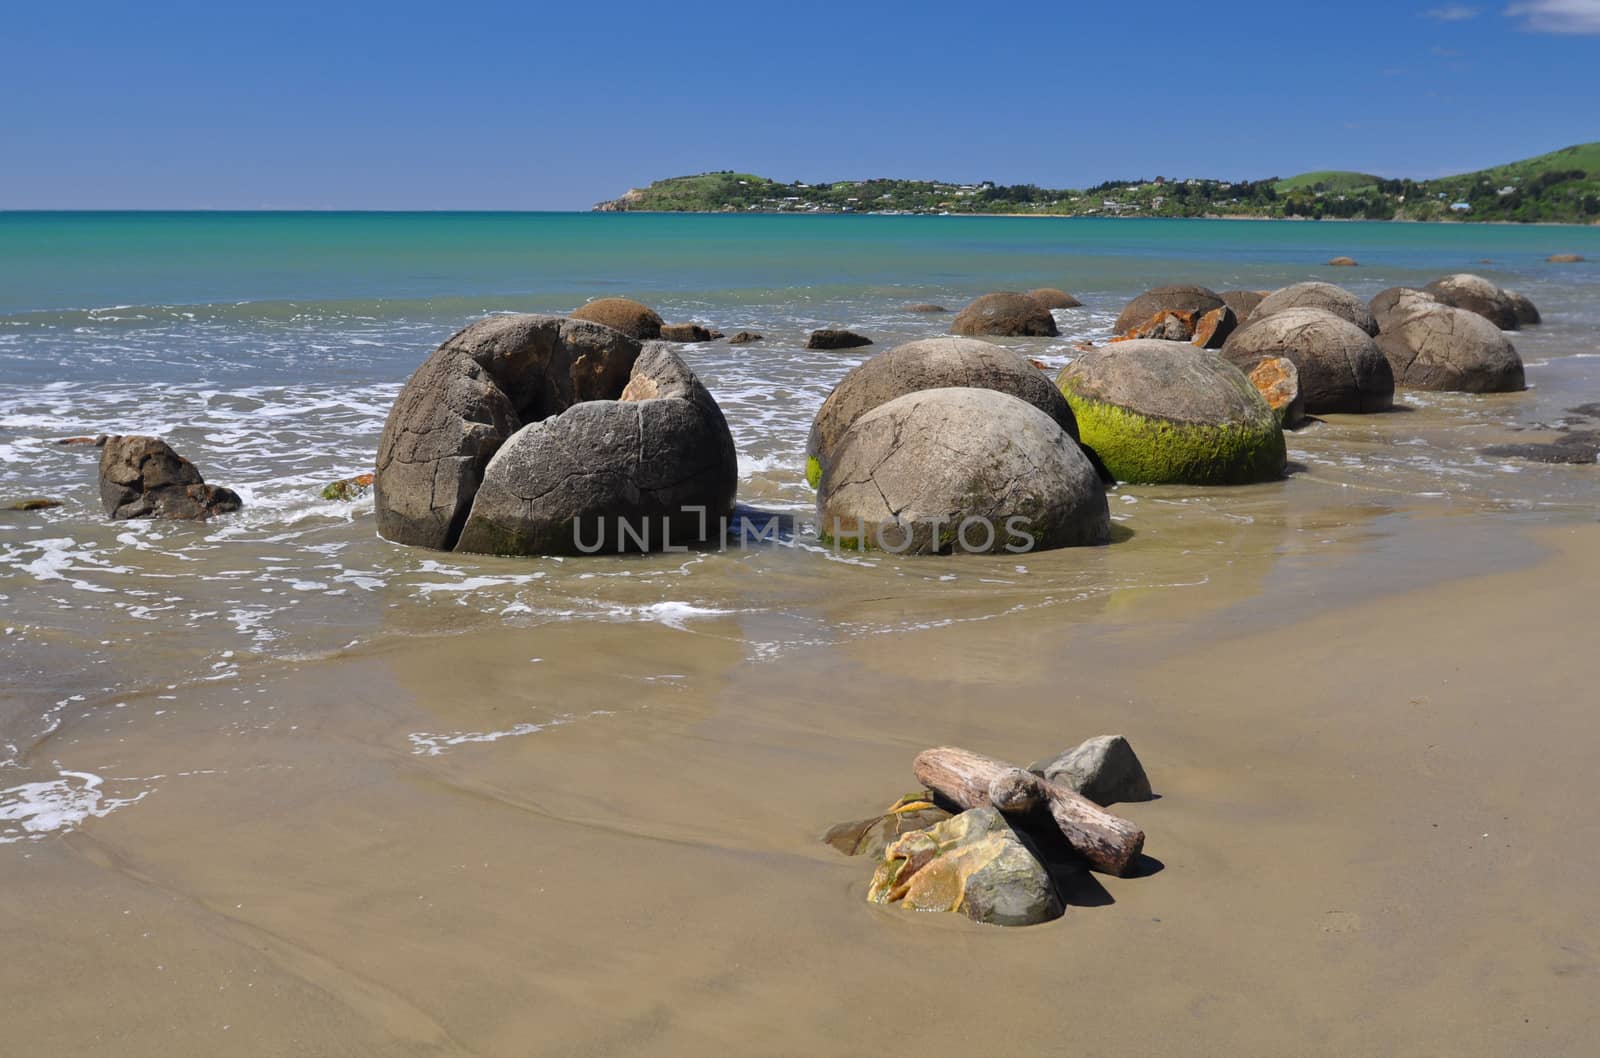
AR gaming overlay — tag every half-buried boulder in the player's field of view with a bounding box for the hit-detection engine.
[454,342,738,555]
[867,807,1062,926]
[1423,274,1519,331]
[1113,285,1224,335]
[805,337,1079,489]
[1251,281,1378,336]
[98,435,242,521]
[824,793,951,858]
[1025,287,1083,310]
[659,323,719,342]
[1221,307,1394,414]
[1505,290,1541,327]
[951,292,1059,337]
[569,297,664,339]
[816,387,1108,554]
[375,315,645,550]
[1220,290,1268,325]
[1374,301,1526,393]
[1056,341,1285,485]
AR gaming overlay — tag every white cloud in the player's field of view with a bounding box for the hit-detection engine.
[1504,0,1600,32]
[1424,4,1481,18]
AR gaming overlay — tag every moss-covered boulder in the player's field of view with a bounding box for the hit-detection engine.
[1374,301,1526,393]
[1423,274,1519,331]
[806,337,1078,489]
[1055,341,1286,485]
[816,387,1108,554]
[867,807,1062,926]
[569,297,663,339]
[950,292,1059,337]
[1221,307,1394,414]
[1113,285,1224,335]
[1252,281,1377,336]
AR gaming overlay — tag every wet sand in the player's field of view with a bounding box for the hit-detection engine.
[4,512,1598,1057]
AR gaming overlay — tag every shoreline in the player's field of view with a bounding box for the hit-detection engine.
[595,208,1600,228]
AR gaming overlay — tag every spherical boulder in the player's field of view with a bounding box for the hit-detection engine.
[1221,307,1394,414]
[1025,287,1083,310]
[1114,285,1224,334]
[950,293,1059,337]
[569,298,664,339]
[455,343,738,555]
[816,387,1108,554]
[1423,274,1519,331]
[1055,341,1285,485]
[1220,290,1268,325]
[1251,281,1378,336]
[1505,290,1541,326]
[805,337,1079,488]
[1369,287,1438,333]
[1374,301,1526,393]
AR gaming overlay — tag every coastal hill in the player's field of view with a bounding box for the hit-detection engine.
[594,143,1600,223]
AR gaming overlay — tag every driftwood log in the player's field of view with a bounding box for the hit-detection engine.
[913,746,1145,877]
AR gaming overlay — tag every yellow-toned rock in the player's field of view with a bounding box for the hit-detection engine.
[867,807,1061,926]
[822,793,950,858]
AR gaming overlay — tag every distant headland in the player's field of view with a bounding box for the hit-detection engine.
[594,142,1600,224]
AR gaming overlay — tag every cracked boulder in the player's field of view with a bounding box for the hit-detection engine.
[950,292,1059,337]
[1220,290,1268,326]
[1251,281,1377,336]
[816,387,1108,554]
[1423,274,1520,331]
[1375,300,1525,393]
[98,435,241,521]
[1369,287,1439,333]
[1113,285,1224,335]
[805,337,1079,489]
[1056,341,1285,485]
[454,343,737,555]
[375,314,736,554]
[1221,307,1394,414]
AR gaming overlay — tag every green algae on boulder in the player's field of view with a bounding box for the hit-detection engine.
[816,387,1108,554]
[1055,341,1286,485]
[867,807,1062,926]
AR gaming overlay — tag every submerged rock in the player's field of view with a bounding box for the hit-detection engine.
[659,323,720,342]
[1547,253,1585,264]
[321,473,375,501]
[6,497,64,511]
[1327,256,1358,267]
[1375,301,1525,393]
[1221,307,1394,414]
[98,435,242,521]
[569,298,664,339]
[951,292,1059,338]
[454,342,738,556]
[726,331,763,344]
[1025,287,1083,310]
[1251,281,1378,336]
[817,387,1108,554]
[807,328,873,350]
[1483,431,1599,465]
[867,807,1062,926]
[823,793,950,858]
[1029,735,1153,807]
[1056,341,1286,485]
[805,337,1079,488]
[1114,285,1224,335]
[56,436,104,447]
[903,303,948,313]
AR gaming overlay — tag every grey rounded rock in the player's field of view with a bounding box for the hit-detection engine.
[1505,289,1541,326]
[1221,307,1394,414]
[375,314,646,550]
[817,387,1108,554]
[1424,274,1519,331]
[1113,285,1224,335]
[1028,735,1153,807]
[805,337,1079,488]
[455,342,738,555]
[1374,301,1526,393]
[1252,281,1378,336]
[951,292,1059,337]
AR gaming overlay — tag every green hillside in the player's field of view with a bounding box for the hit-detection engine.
[596,143,1600,223]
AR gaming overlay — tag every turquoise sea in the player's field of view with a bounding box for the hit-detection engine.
[2,211,1598,842]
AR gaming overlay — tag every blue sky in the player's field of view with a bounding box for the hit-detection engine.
[2,0,1596,209]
